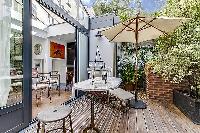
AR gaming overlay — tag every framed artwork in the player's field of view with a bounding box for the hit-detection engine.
[50,41,65,59]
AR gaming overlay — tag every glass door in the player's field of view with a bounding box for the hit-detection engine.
[0,0,32,132]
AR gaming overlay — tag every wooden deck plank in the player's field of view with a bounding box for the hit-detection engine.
[21,97,200,133]
[113,112,123,133]
[142,109,149,133]
[149,101,176,133]
[127,109,136,133]
[147,113,159,133]
[144,105,159,133]
[118,112,128,133]
[109,109,122,133]
[73,105,91,132]
[150,104,168,133]
[155,102,187,133]
[102,108,116,133]
[165,103,200,133]
[136,109,148,133]
[96,105,110,132]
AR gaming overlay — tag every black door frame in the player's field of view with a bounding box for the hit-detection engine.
[23,0,32,125]
[0,0,90,132]
[0,0,32,132]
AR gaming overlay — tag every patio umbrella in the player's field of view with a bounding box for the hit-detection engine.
[102,14,189,109]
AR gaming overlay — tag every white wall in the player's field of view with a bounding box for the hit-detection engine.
[47,23,75,37]
[32,35,74,84]
[89,30,115,76]
[32,0,50,30]
[32,36,47,73]
[49,37,67,84]
[78,32,88,82]
[52,59,66,84]
[60,0,89,29]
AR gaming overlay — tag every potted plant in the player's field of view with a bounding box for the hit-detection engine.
[149,21,200,124]
[119,62,135,91]
[150,43,200,124]
[173,62,200,124]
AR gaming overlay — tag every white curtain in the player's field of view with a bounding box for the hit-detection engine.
[0,0,12,107]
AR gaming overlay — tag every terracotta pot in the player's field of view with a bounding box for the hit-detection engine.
[124,83,135,92]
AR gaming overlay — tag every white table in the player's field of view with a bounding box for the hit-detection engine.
[73,77,122,133]
[74,77,121,91]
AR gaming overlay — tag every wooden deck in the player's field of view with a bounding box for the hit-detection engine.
[21,96,200,133]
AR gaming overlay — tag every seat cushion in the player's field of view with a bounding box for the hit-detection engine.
[110,88,134,100]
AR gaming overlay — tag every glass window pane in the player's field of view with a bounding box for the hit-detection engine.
[0,0,23,107]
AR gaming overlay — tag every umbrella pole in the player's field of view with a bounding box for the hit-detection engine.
[130,15,147,109]
[135,16,139,103]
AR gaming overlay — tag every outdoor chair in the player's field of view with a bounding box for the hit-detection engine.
[66,72,73,85]
[38,73,51,96]
[32,76,49,106]
[49,71,61,95]
[10,79,22,93]
[38,72,60,99]
[66,72,74,91]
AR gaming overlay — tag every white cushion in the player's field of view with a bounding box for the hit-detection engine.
[110,88,134,100]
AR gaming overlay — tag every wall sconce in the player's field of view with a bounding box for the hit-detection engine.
[95,31,103,37]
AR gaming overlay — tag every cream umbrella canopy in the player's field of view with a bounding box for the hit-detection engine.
[102,15,189,109]
[102,16,188,43]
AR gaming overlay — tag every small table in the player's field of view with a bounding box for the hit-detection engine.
[36,106,73,133]
[74,77,122,133]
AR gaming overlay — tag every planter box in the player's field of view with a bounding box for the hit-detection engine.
[173,90,200,124]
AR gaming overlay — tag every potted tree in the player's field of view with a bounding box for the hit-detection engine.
[119,62,135,91]
[150,41,200,124]
[149,22,200,124]
[173,62,200,124]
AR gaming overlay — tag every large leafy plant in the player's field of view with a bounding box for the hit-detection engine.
[119,62,135,83]
[117,43,136,84]
[117,42,154,85]
[149,0,200,98]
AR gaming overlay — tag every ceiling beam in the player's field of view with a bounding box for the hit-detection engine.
[35,0,89,36]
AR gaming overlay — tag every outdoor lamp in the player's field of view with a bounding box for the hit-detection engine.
[95,31,103,37]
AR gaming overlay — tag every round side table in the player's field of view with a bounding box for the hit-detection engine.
[36,106,73,133]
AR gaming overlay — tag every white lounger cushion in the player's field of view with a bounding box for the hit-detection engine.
[110,88,134,100]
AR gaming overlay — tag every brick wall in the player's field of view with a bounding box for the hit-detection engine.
[145,67,189,102]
